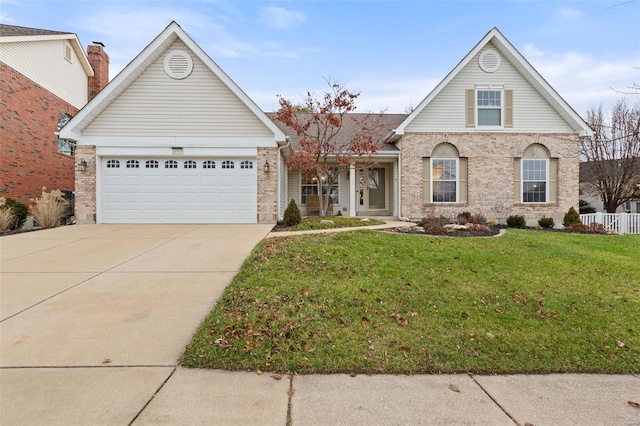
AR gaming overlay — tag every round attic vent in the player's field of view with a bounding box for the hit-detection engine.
[479,49,501,73]
[164,50,193,79]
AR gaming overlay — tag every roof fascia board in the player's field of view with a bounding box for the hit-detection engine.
[171,24,287,142]
[394,28,592,137]
[61,21,286,143]
[394,29,496,135]
[1,33,93,76]
[60,23,182,140]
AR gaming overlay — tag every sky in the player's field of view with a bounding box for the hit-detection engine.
[1,0,639,116]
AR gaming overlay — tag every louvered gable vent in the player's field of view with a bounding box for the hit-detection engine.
[479,49,501,73]
[164,50,193,79]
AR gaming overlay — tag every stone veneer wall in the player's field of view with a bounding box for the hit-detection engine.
[74,145,97,223]
[399,133,580,224]
[257,147,278,223]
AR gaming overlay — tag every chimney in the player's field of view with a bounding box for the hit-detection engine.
[87,42,109,101]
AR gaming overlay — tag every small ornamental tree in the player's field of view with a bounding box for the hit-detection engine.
[276,80,386,216]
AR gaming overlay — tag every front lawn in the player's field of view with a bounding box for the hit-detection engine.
[181,230,640,374]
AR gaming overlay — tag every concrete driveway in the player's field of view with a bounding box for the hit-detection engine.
[0,224,273,424]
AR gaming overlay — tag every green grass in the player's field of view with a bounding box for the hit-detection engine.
[181,230,640,374]
[278,216,385,231]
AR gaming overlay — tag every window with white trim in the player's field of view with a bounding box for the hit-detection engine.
[106,160,120,168]
[203,160,216,169]
[431,159,458,203]
[126,160,139,168]
[241,160,253,169]
[477,90,502,126]
[522,159,547,203]
[145,160,158,168]
[222,160,235,169]
[184,160,197,169]
[301,175,338,204]
[165,160,178,169]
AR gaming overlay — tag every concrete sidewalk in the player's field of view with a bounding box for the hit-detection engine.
[2,224,639,425]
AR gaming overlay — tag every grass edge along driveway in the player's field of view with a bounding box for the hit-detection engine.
[181,229,640,375]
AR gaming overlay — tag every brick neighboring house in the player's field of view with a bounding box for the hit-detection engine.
[0,24,108,209]
[60,23,591,225]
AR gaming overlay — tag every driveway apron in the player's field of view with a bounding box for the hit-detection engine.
[0,224,271,424]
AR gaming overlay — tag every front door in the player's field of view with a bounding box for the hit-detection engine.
[358,167,387,212]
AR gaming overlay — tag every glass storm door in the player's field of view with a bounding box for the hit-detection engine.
[358,167,386,211]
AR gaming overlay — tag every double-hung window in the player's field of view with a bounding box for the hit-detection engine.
[431,158,458,203]
[522,159,547,203]
[477,89,502,127]
[301,175,338,204]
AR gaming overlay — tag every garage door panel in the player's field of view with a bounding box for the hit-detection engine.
[101,157,257,224]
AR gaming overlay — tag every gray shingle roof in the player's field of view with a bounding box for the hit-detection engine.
[0,24,70,37]
[267,113,407,151]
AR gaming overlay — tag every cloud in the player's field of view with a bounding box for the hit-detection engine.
[522,44,639,115]
[555,6,584,21]
[72,4,301,78]
[0,11,15,23]
[259,6,306,30]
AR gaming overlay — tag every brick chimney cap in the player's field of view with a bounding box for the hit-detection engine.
[92,41,105,47]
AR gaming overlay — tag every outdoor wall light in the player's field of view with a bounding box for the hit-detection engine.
[77,158,87,172]
[263,160,270,173]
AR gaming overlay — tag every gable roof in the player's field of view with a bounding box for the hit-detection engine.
[0,24,93,76]
[392,27,592,138]
[267,113,406,152]
[59,21,286,143]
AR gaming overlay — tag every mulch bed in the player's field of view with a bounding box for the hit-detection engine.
[383,224,503,237]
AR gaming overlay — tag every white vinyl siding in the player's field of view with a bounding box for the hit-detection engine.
[0,39,88,108]
[83,40,273,138]
[405,43,575,133]
[287,170,300,206]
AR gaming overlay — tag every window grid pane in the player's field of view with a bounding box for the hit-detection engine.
[522,159,547,203]
[477,90,502,126]
[301,176,338,205]
[432,159,457,203]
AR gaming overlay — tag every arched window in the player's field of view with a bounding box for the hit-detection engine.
[145,160,158,169]
[516,144,556,204]
[241,160,253,169]
[126,160,139,169]
[106,159,120,168]
[222,160,235,169]
[203,160,216,169]
[184,160,197,169]
[423,143,467,204]
[165,160,178,169]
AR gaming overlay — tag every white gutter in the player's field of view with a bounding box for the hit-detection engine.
[276,136,291,221]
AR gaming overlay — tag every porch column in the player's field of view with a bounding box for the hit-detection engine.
[349,165,356,217]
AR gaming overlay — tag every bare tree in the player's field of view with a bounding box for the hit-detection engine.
[581,99,640,212]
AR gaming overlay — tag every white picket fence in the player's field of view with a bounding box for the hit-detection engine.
[580,212,640,234]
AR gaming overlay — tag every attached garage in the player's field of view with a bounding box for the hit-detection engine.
[59,22,288,225]
[100,157,257,223]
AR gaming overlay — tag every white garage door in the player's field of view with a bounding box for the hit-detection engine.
[101,158,257,223]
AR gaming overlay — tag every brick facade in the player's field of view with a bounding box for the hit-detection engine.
[399,132,580,224]
[257,147,278,223]
[0,62,78,205]
[73,145,97,223]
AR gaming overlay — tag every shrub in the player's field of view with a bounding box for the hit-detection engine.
[562,207,581,227]
[418,215,451,235]
[566,223,607,234]
[579,199,596,214]
[0,197,16,231]
[538,217,555,229]
[475,214,488,224]
[283,199,302,227]
[0,197,28,230]
[30,188,70,229]
[456,211,472,224]
[506,215,526,228]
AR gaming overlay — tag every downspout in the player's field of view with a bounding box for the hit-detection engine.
[397,150,410,221]
[276,136,291,221]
